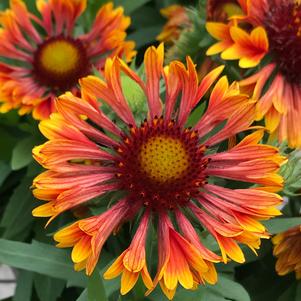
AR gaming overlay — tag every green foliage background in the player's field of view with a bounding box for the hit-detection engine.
[0,0,301,300]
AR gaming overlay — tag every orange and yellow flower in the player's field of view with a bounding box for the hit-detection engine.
[32,44,285,299]
[207,0,243,21]
[206,0,301,148]
[157,5,190,43]
[272,225,301,279]
[0,0,135,119]
[104,210,153,294]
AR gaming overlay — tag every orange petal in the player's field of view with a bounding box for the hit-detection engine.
[120,269,139,295]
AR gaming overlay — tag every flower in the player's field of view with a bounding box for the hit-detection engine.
[103,210,153,295]
[0,0,135,119]
[207,0,243,21]
[272,225,301,279]
[206,0,301,148]
[156,5,190,44]
[32,44,285,299]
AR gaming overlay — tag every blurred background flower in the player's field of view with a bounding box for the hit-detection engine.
[0,0,135,119]
[206,0,301,148]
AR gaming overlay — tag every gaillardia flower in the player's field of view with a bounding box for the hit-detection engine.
[206,0,301,148]
[157,5,190,43]
[0,0,135,119]
[207,0,243,21]
[32,44,285,299]
[272,225,301,279]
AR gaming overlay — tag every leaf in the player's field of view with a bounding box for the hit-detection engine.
[13,270,34,301]
[0,239,87,287]
[11,136,37,170]
[148,274,249,301]
[87,269,108,301]
[277,283,297,301]
[263,217,301,234]
[128,26,162,48]
[0,177,35,240]
[34,273,65,301]
[186,102,207,127]
[209,275,250,301]
[131,6,164,29]
[296,281,301,301]
[114,0,151,14]
[77,289,88,301]
[0,126,18,161]
[0,160,11,186]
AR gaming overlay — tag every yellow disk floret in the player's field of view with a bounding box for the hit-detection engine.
[139,136,189,183]
[40,40,80,75]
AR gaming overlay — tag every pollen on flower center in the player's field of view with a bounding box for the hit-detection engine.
[40,40,79,74]
[139,136,189,183]
[264,1,301,83]
[116,118,208,210]
[32,36,90,91]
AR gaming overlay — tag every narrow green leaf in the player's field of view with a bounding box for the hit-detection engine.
[114,0,151,14]
[77,289,88,301]
[34,273,65,301]
[293,282,301,301]
[13,270,34,301]
[11,136,36,170]
[0,177,34,240]
[0,160,11,186]
[88,269,108,301]
[0,239,87,287]
[186,102,207,127]
[0,126,18,160]
[263,217,301,234]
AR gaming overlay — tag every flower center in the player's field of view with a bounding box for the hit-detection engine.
[264,0,301,83]
[32,36,90,92]
[140,136,189,183]
[116,118,208,211]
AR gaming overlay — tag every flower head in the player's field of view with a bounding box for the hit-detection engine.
[32,44,285,299]
[207,0,243,21]
[0,0,135,119]
[157,5,190,44]
[206,0,301,148]
[272,225,301,279]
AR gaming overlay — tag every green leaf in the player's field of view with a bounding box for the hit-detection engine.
[128,26,162,48]
[263,217,301,234]
[34,273,65,301]
[13,270,34,301]
[186,102,207,127]
[0,177,34,240]
[87,269,108,301]
[173,288,206,301]
[0,126,18,161]
[11,136,37,170]
[121,75,148,123]
[148,274,249,301]
[131,6,164,29]
[114,0,151,14]
[0,0,8,9]
[277,283,297,301]
[296,281,301,301]
[77,289,88,301]
[209,275,250,301]
[0,239,87,287]
[0,160,11,186]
